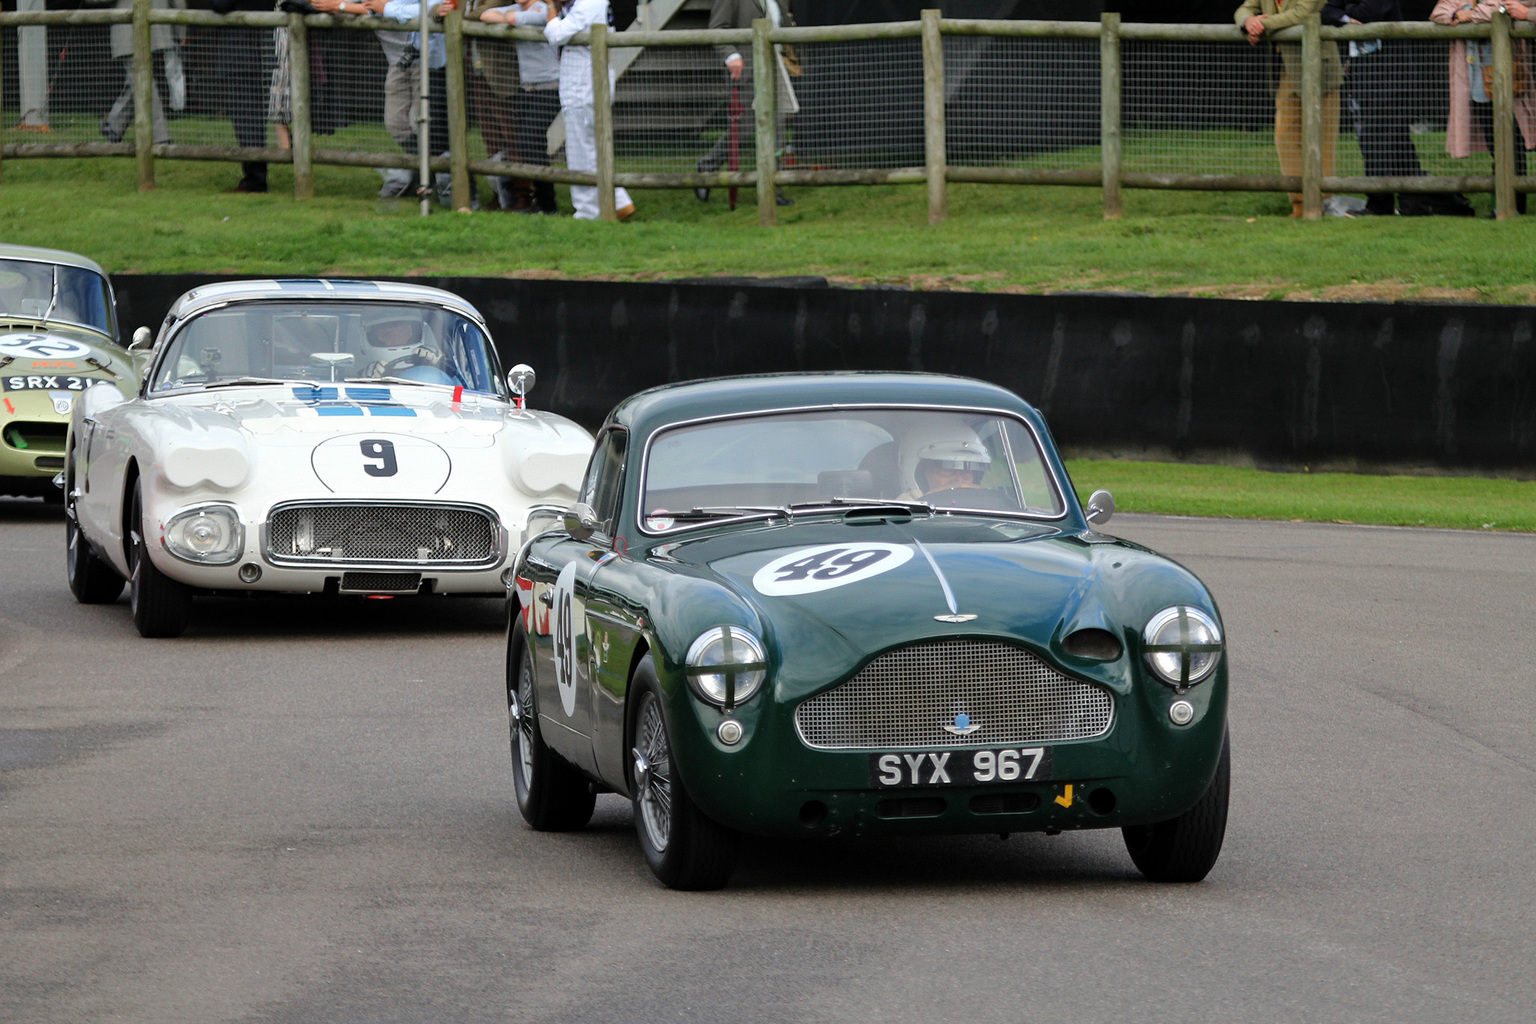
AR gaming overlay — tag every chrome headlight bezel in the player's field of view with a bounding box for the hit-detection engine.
[1142,606,1223,690]
[163,503,245,565]
[684,626,768,709]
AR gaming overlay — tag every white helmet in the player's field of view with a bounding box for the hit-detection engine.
[359,310,430,370]
[899,419,991,495]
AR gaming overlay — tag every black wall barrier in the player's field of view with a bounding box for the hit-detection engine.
[112,275,1536,473]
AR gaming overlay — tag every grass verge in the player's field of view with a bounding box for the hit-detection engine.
[2,155,1535,302]
[1067,460,1536,532]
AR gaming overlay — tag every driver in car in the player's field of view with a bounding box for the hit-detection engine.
[897,422,992,501]
[360,313,449,378]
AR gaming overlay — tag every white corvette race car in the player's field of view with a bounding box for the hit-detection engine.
[64,279,594,637]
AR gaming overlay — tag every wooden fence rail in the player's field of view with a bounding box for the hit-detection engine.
[2,5,1533,220]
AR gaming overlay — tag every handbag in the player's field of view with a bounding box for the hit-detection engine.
[1483,56,1531,98]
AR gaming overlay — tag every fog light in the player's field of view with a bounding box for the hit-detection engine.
[238,563,262,583]
[717,720,744,745]
[1169,700,1195,726]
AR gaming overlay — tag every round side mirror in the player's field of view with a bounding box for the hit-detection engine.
[507,363,536,398]
[1085,489,1115,526]
[130,326,153,351]
[563,502,598,541]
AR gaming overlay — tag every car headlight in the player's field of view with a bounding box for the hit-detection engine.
[1142,606,1223,689]
[163,504,245,565]
[684,626,768,708]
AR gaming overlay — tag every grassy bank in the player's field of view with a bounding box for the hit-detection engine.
[3,156,1536,302]
[1067,460,1536,532]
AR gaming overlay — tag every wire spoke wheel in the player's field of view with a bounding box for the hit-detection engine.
[627,655,738,890]
[634,691,673,853]
[506,619,594,831]
[512,650,537,797]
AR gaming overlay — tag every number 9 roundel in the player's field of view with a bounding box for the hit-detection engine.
[752,543,913,597]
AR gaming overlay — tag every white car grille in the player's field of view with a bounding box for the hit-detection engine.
[794,639,1114,750]
[264,502,501,568]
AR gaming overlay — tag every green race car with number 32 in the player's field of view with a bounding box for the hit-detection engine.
[507,372,1230,890]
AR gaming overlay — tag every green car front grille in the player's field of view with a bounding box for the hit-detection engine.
[794,638,1114,751]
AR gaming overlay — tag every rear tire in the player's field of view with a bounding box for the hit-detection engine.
[1123,730,1230,883]
[65,506,125,605]
[128,482,189,638]
[508,620,595,831]
[629,656,738,890]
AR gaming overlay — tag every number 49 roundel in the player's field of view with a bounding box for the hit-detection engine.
[752,543,914,597]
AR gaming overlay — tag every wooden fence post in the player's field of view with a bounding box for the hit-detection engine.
[922,9,947,225]
[132,0,154,191]
[753,16,777,225]
[445,6,471,211]
[592,23,616,222]
[1491,8,1516,220]
[1300,14,1322,219]
[1100,11,1122,220]
[290,11,314,200]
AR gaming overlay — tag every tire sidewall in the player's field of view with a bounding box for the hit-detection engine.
[510,625,540,815]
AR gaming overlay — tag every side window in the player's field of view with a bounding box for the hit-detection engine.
[579,429,628,537]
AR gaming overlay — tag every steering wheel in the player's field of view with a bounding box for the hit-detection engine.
[368,350,438,377]
[921,486,1019,511]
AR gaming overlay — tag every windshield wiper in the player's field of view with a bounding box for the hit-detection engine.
[198,377,290,389]
[823,496,935,514]
[662,506,790,522]
[343,376,430,387]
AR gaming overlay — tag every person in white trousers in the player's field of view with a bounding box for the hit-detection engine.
[544,0,635,220]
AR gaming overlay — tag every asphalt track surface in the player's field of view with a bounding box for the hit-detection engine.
[2,501,1533,1024]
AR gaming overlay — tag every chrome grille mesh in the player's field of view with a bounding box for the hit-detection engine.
[794,639,1113,750]
[265,503,499,567]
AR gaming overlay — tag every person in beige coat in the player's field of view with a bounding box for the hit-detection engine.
[1430,0,1536,214]
[1235,0,1343,216]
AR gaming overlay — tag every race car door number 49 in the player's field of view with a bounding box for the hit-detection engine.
[869,747,1053,788]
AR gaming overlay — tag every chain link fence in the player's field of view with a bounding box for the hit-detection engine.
[3,8,1533,219]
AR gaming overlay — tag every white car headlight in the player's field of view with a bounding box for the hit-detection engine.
[1142,606,1223,689]
[685,626,768,708]
[163,504,245,565]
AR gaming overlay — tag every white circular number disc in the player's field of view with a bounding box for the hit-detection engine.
[0,333,92,359]
[310,433,451,494]
[752,543,913,597]
[551,561,580,717]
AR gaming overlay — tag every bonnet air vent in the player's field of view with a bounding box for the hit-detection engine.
[1062,628,1123,661]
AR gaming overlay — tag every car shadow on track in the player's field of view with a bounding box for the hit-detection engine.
[183,594,508,639]
[0,496,62,523]
[570,794,1146,890]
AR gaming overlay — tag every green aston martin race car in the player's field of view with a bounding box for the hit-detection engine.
[507,373,1229,889]
[1,245,135,501]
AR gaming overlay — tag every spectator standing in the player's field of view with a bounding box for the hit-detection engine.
[1235,0,1343,217]
[1322,0,1468,214]
[478,0,561,213]
[94,0,182,147]
[1430,0,1536,215]
[209,0,274,192]
[544,0,636,220]
[695,0,796,206]
[466,0,537,210]
[374,0,451,201]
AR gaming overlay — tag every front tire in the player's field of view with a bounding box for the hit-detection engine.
[66,509,125,604]
[629,656,738,890]
[1123,730,1230,883]
[128,482,189,638]
[508,620,595,831]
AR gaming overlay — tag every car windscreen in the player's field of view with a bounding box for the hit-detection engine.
[148,300,505,396]
[642,408,1064,526]
[0,259,116,338]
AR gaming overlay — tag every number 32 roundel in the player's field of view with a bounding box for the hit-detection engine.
[752,543,913,597]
